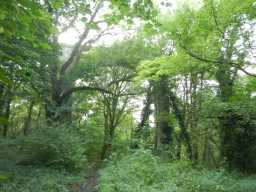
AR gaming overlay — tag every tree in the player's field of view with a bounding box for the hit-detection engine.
[0,0,52,135]
[32,0,157,124]
[77,37,163,160]
[158,0,256,171]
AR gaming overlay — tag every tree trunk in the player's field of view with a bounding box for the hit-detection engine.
[132,85,153,148]
[2,94,11,137]
[36,105,42,129]
[153,76,173,156]
[45,92,72,125]
[101,118,115,160]
[101,136,113,160]
[215,62,235,163]
[23,100,35,136]
[0,84,5,114]
[169,90,193,160]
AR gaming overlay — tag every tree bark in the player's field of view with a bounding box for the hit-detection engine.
[153,76,173,155]
[215,55,236,164]
[23,100,35,136]
[169,90,193,160]
[132,85,153,148]
[2,94,11,137]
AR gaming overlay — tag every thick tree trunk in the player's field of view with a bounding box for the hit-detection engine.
[45,92,72,125]
[216,66,234,102]
[215,63,234,162]
[169,90,193,160]
[132,85,153,148]
[153,76,173,155]
[137,86,153,132]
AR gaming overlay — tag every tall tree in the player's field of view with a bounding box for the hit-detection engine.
[36,0,157,124]
[160,0,256,170]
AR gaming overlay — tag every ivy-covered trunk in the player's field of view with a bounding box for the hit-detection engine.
[45,92,73,125]
[1,87,12,137]
[169,90,193,160]
[101,125,114,160]
[132,85,153,148]
[44,53,73,125]
[101,110,116,160]
[23,100,35,135]
[215,62,237,169]
[153,76,173,156]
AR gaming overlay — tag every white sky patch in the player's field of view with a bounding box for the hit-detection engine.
[58,28,79,45]
[58,19,142,46]
[58,0,202,46]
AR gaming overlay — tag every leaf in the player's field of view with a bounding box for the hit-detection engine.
[0,116,8,125]
[0,69,11,86]
[51,0,64,9]
[0,174,10,182]
[0,27,4,33]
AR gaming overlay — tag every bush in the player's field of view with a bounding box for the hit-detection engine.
[220,101,256,173]
[98,150,256,192]
[0,167,83,192]
[19,125,87,171]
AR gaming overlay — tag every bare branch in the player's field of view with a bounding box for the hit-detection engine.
[59,14,79,34]
[236,66,256,77]
[60,0,104,75]
[69,29,113,70]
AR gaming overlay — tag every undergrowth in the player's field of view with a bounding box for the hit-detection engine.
[0,166,83,192]
[98,150,256,192]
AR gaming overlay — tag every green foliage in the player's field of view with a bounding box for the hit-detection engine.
[0,0,52,104]
[0,167,83,192]
[219,101,256,173]
[1,1,256,191]
[20,125,87,171]
[98,150,163,192]
[80,113,105,162]
[198,87,256,173]
[98,151,256,192]
[0,0,52,63]
[137,51,210,81]
[0,0,52,42]
[70,37,163,84]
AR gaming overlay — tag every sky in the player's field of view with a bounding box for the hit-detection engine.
[58,0,202,46]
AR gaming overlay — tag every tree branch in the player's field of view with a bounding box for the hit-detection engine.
[210,0,224,35]
[68,29,113,72]
[180,44,256,77]
[59,14,79,34]
[60,0,104,75]
[60,85,112,100]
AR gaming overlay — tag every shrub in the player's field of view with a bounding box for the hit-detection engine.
[19,125,87,171]
[0,167,83,192]
[98,150,256,192]
[220,101,256,173]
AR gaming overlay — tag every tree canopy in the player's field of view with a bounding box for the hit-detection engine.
[1,0,256,191]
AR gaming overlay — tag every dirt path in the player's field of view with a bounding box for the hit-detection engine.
[71,164,99,192]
